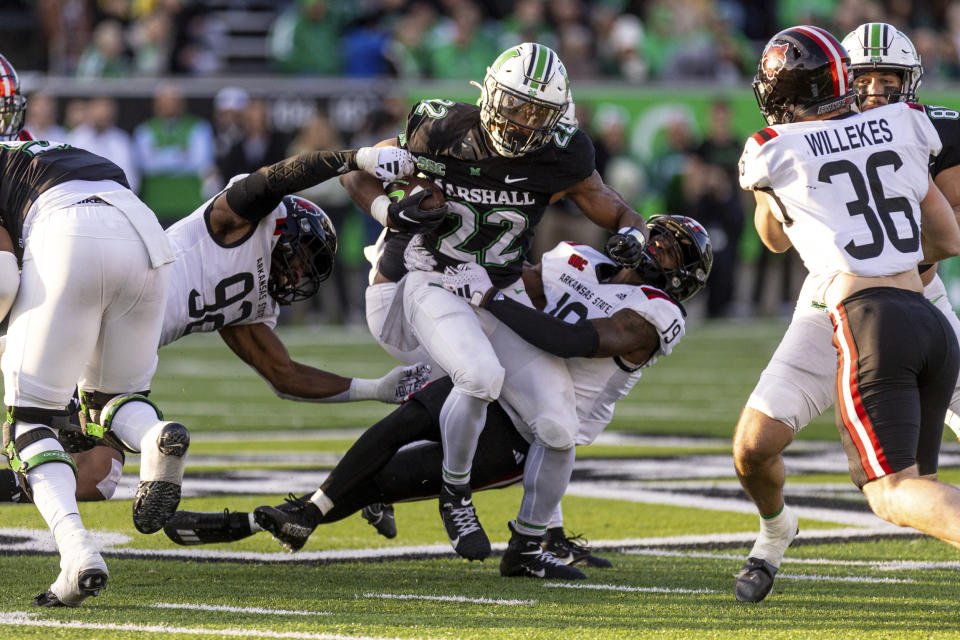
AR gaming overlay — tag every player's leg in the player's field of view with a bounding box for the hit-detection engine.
[837,290,960,548]
[924,273,960,441]
[3,211,109,606]
[403,270,503,560]
[365,280,442,374]
[78,228,182,535]
[733,280,834,602]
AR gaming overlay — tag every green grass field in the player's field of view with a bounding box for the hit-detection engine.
[3,318,960,639]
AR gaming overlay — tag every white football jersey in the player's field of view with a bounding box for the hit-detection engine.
[539,243,686,444]
[739,102,941,285]
[160,189,281,347]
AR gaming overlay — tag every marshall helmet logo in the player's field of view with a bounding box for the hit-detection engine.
[761,42,789,81]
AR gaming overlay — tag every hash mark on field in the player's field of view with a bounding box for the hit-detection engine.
[0,612,420,639]
[363,592,536,605]
[151,602,330,616]
[777,574,915,584]
[543,583,715,594]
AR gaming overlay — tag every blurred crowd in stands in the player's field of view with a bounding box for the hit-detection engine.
[2,1,956,83]
[10,0,936,321]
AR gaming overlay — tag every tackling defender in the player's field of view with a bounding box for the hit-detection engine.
[343,42,648,561]
[168,215,712,580]
[0,148,431,508]
[735,24,960,603]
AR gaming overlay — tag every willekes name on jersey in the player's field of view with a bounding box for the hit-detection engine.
[433,178,536,206]
[804,117,894,157]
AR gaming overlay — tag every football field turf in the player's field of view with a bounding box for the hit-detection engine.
[2,318,959,639]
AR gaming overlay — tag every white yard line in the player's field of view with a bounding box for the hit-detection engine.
[627,547,960,571]
[362,593,535,605]
[150,602,329,616]
[542,583,715,594]
[0,612,426,640]
[777,574,915,583]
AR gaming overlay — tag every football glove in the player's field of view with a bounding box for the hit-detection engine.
[442,262,495,307]
[606,226,646,269]
[356,146,416,182]
[387,190,448,233]
[403,234,437,272]
[379,362,432,403]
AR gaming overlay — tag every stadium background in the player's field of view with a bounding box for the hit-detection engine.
[8,0,960,321]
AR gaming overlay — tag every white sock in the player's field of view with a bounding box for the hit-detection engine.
[310,489,334,515]
[18,431,80,535]
[438,389,489,485]
[748,504,799,568]
[109,400,162,452]
[248,513,263,533]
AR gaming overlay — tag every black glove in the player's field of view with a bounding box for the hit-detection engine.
[387,190,448,233]
[605,226,645,269]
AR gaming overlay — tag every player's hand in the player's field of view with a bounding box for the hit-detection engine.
[377,362,432,403]
[442,262,495,307]
[606,226,646,269]
[403,234,437,272]
[387,190,448,233]
[356,146,416,182]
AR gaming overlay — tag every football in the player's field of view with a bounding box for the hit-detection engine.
[385,174,445,210]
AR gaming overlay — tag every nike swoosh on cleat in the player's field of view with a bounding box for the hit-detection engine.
[503,175,527,184]
[529,568,545,578]
[460,497,472,507]
[450,536,460,548]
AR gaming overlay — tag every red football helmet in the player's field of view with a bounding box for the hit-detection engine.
[0,54,26,140]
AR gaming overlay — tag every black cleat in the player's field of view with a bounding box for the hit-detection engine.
[544,527,613,568]
[253,493,320,552]
[33,568,108,607]
[438,482,490,561]
[735,557,779,602]
[164,509,255,546]
[133,422,190,534]
[362,503,397,539]
[501,521,586,580]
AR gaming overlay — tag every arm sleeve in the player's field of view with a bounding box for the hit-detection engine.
[225,149,359,221]
[482,293,599,358]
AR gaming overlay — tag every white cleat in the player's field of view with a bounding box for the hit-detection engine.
[34,530,108,607]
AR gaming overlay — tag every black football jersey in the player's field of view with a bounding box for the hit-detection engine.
[382,100,595,287]
[0,140,129,246]
[921,104,960,178]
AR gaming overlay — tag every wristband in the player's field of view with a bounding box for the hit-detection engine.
[370,195,391,227]
[348,376,380,401]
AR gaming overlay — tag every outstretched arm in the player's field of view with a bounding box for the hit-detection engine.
[558,171,647,236]
[218,323,430,403]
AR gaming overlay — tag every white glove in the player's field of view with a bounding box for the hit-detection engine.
[403,234,437,272]
[356,146,416,182]
[360,362,432,403]
[441,263,495,307]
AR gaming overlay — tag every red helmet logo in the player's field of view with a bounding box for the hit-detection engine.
[761,42,789,81]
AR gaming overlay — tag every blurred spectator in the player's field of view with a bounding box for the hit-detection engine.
[217,98,289,180]
[37,0,92,74]
[385,2,436,78]
[499,0,557,51]
[75,19,131,78]
[23,92,66,141]
[133,82,214,227]
[598,13,647,82]
[342,13,392,77]
[288,113,356,324]
[129,10,173,75]
[168,1,227,75]
[683,100,743,318]
[68,97,140,192]
[63,98,89,132]
[212,86,250,179]
[591,104,645,208]
[557,24,598,79]
[425,1,500,80]
[268,0,344,75]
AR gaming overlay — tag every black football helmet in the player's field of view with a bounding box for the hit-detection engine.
[635,215,712,302]
[752,25,855,126]
[268,196,337,305]
[0,54,26,140]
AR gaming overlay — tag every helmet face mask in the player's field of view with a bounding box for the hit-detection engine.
[479,43,569,157]
[752,26,855,126]
[268,196,337,306]
[633,215,713,302]
[840,23,922,108]
[0,54,25,140]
